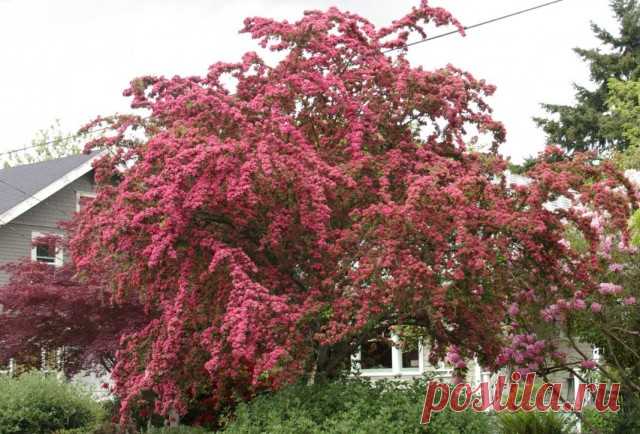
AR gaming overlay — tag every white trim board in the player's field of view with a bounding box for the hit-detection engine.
[75,190,98,212]
[0,151,105,226]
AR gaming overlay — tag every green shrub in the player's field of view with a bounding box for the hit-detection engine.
[0,371,104,434]
[54,421,119,434]
[220,377,492,434]
[145,427,211,433]
[496,410,576,434]
[610,395,640,434]
[581,407,618,434]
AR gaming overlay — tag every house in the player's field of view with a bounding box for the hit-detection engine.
[0,151,101,284]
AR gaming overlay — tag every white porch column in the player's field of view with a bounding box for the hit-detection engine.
[473,357,481,386]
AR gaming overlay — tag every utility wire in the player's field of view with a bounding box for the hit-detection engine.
[0,126,111,159]
[385,0,567,52]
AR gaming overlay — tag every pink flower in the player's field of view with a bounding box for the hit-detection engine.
[624,296,636,306]
[602,235,613,253]
[508,303,519,316]
[590,302,602,313]
[573,299,586,310]
[590,216,603,233]
[580,360,597,370]
[541,304,560,322]
[598,282,623,295]
[608,263,624,272]
[552,351,567,362]
[446,346,462,364]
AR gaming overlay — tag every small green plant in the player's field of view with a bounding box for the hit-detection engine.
[0,371,104,434]
[496,410,577,434]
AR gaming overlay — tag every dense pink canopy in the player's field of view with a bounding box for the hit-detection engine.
[61,1,636,423]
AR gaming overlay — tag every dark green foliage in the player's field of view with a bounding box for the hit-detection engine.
[496,411,576,434]
[58,424,210,434]
[144,427,210,434]
[0,371,104,434]
[508,157,539,175]
[535,0,640,153]
[219,377,493,434]
[610,394,640,434]
[581,407,618,434]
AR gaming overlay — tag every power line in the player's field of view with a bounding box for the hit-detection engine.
[385,0,567,52]
[0,126,111,159]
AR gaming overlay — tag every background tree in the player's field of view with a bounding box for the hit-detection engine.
[535,0,640,153]
[607,77,640,169]
[0,236,150,375]
[2,119,88,167]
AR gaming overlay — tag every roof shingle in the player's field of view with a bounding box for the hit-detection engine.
[0,152,99,217]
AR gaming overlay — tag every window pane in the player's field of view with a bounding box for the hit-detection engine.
[360,340,392,369]
[402,348,420,369]
[35,244,55,263]
[566,377,575,402]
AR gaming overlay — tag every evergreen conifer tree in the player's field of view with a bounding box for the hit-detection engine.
[535,0,640,153]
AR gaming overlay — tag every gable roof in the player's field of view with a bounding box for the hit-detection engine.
[0,151,104,225]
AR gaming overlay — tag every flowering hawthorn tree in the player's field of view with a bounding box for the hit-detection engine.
[64,1,636,424]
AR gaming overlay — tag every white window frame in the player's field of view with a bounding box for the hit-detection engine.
[31,231,63,267]
[351,332,424,377]
[75,190,97,212]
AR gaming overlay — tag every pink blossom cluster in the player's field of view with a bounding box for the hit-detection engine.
[496,334,547,375]
[598,282,623,295]
[446,346,467,370]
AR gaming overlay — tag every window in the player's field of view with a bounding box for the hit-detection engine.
[565,377,576,403]
[401,344,420,370]
[352,331,424,376]
[35,244,55,263]
[76,191,97,212]
[31,232,63,267]
[360,339,393,370]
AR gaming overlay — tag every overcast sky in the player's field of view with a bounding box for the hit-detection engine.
[0,0,615,163]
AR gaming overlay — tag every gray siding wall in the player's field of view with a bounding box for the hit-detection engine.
[0,173,94,285]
